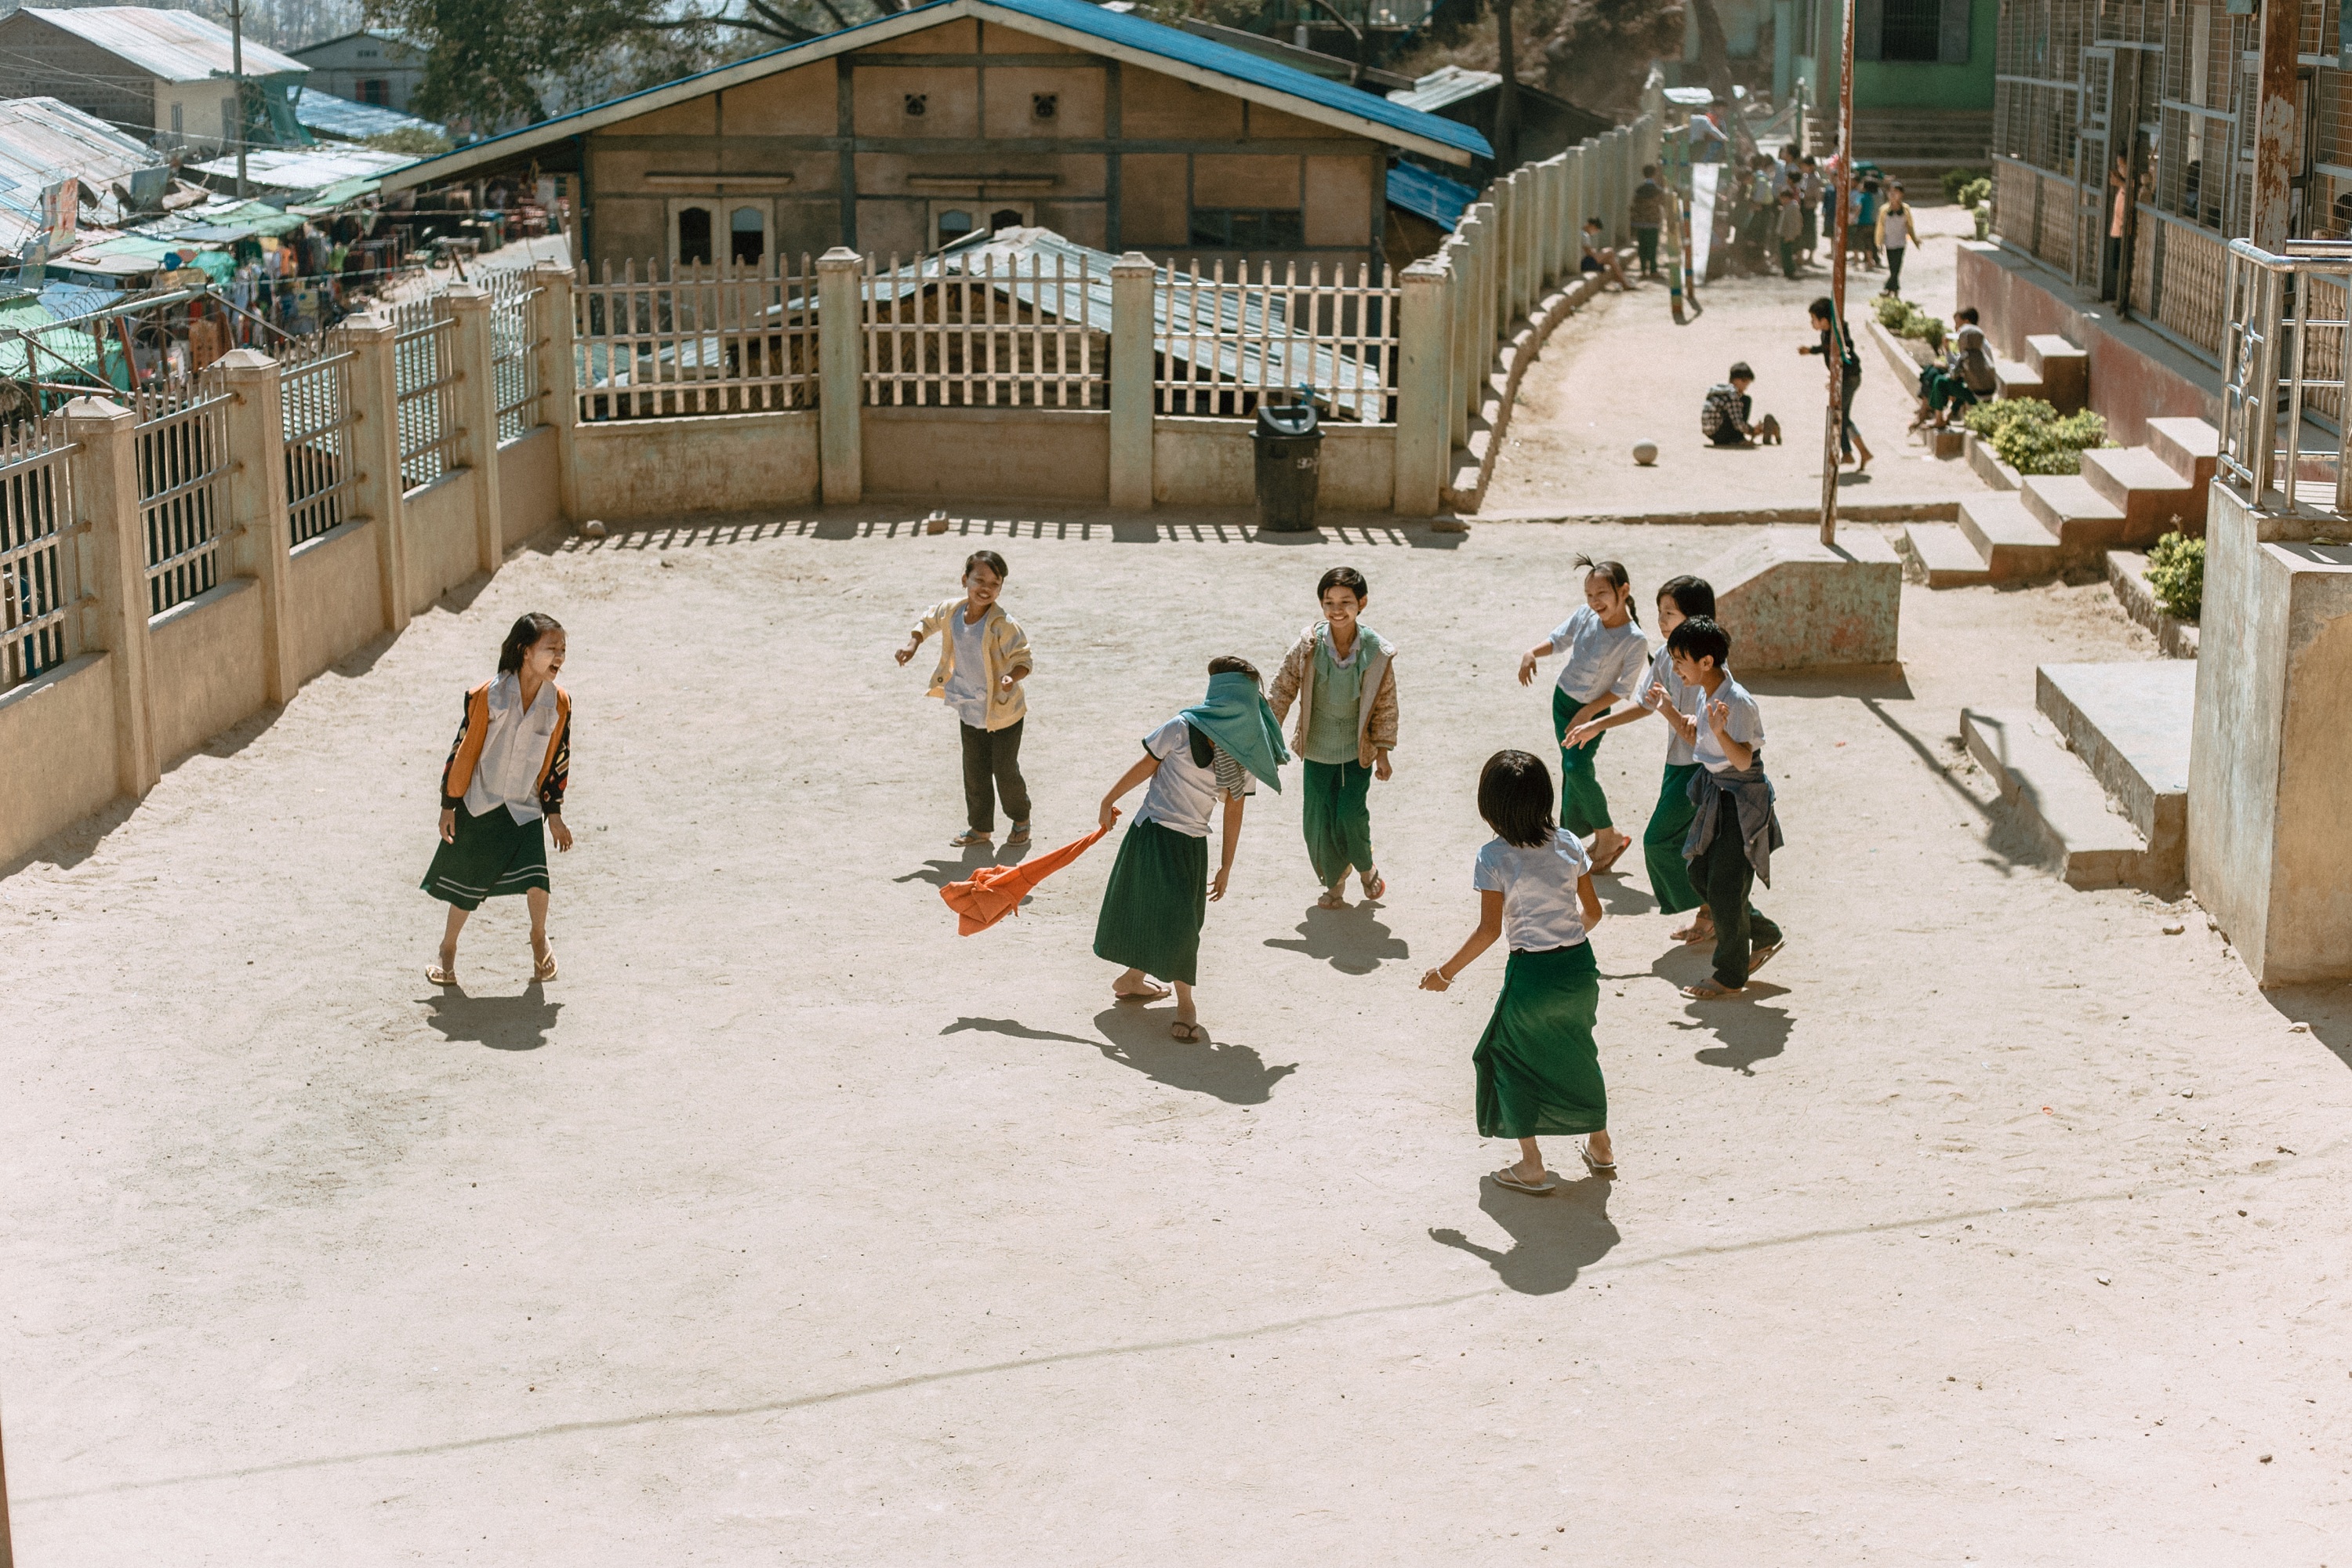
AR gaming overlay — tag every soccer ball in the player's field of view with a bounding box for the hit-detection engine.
[1632,441,1659,466]
[582,518,608,539]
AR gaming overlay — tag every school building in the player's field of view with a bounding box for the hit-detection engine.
[375,0,1487,276]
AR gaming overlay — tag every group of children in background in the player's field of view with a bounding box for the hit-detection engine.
[413,550,1788,1201]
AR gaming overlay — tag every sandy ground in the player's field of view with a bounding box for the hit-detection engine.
[5,503,2350,1564]
[1486,200,1997,519]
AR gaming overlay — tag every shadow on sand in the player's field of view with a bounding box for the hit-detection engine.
[1430,1172,1621,1295]
[941,1015,1097,1047]
[1088,1006,1297,1104]
[1263,902,1410,974]
[419,984,561,1051]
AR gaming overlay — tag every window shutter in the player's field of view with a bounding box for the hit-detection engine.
[1939,0,1971,62]
[1856,0,1884,61]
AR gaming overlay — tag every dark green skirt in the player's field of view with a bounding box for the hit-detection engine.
[1474,942,1607,1138]
[422,804,550,911]
[1093,815,1209,985]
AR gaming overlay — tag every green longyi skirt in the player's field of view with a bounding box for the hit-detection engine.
[421,803,550,912]
[1474,942,1607,1138]
[1093,816,1210,985]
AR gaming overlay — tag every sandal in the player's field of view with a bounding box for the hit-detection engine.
[1681,979,1745,1000]
[426,964,458,987]
[1747,939,1785,976]
[1672,920,1716,946]
[1360,869,1386,902]
[950,830,993,848]
[1493,1165,1558,1195]
[533,944,558,982]
[1578,1139,1617,1176]
[1113,982,1171,1004]
[1005,822,1032,846]
[1317,887,1348,909]
[1589,834,1631,875]
[1170,1019,1206,1042]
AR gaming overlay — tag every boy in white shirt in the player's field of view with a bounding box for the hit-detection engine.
[1652,617,1785,999]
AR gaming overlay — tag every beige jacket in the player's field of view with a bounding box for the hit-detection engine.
[1269,622,1397,768]
[914,597,1033,731]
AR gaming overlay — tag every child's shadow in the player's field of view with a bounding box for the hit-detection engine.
[893,840,1023,888]
[1592,874,1656,917]
[1429,1174,1620,1295]
[418,983,561,1051]
[1088,1007,1297,1104]
[1660,973,1794,1076]
[1263,902,1410,975]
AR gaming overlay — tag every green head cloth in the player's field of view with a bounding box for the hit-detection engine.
[1180,670,1290,792]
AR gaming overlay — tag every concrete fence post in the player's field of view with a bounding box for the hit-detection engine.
[1393,258,1451,517]
[61,395,157,797]
[338,311,409,634]
[1540,157,1563,291]
[1108,251,1156,510]
[1455,210,1484,421]
[1443,239,1471,449]
[441,283,505,577]
[533,260,579,525]
[212,348,296,705]
[1510,169,1532,319]
[816,247,864,505]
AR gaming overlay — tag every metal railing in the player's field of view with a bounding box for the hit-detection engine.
[133,377,232,618]
[864,247,1105,409]
[0,416,74,691]
[2217,237,2352,514]
[281,340,358,546]
[486,268,542,444]
[575,257,818,421]
[390,295,460,490]
[1154,259,1396,423]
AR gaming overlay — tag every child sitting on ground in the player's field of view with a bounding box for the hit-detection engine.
[1579,217,1631,291]
[1912,306,1999,430]
[1094,656,1289,1041]
[1269,566,1399,909]
[1420,749,1614,1192]
[1651,617,1786,1000]
[1520,557,1650,876]
[1700,362,1781,447]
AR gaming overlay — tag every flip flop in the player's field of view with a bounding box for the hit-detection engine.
[1578,1139,1617,1177]
[1681,979,1745,1000]
[950,830,994,848]
[1673,920,1716,946]
[1317,887,1348,909]
[1360,869,1386,901]
[1747,939,1785,976]
[1113,982,1171,1004]
[533,945,558,982]
[426,964,458,987]
[1493,1166,1559,1195]
[1589,835,1632,875]
[1005,822,1032,846]
[1169,1019,1206,1042]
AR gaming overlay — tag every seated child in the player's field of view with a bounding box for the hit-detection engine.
[1579,217,1630,291]
[1913,307,1999,430]
[1702,362,1767,447]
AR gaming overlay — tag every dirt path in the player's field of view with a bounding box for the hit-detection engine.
[3,513,2347,1563]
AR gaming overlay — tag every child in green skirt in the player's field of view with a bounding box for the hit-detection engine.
[1563,575,1717,944]
[1094,656,1289,1041]
[423,612,574,986]
[1518,557,1648,874]
[1269,566,1398,909]
[1421,750,1613,1192]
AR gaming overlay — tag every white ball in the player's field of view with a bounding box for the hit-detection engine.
[582,518,608,539]
[1632,441,1659,466]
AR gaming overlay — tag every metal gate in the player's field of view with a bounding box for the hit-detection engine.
[2075,46,2116,296]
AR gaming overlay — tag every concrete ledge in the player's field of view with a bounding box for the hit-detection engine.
[1865,315,1932,388]
[1962,706,2151,889]
[2107,549,2200,659]
[1446,254,1626,514]
[1965,431,2021,491]
[1479,502,1961,527]
[2035,660,2193,886]
[1702,524,1903,670]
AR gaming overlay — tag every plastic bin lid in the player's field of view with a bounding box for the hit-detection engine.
[1256,400,1318,436]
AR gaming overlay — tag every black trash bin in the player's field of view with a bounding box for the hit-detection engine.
[1252,397,1323,532]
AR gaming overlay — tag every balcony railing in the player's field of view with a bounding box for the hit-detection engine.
[2219,238,2352,515]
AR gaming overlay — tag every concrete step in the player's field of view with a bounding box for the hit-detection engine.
[1904,521,1992,586]
[2106,549,2201,659]
[1966,430,2020,491]
[2020,473,2129,568]
[2078,445,2198,545]
[1992,358,2045,401]
[2143,416,2219,529]
[2025,334,2089,413]
[1962,707,2154,889]
[2034,661,2194,887]
[1957,492,2061,579]
[1930,426,1966,459]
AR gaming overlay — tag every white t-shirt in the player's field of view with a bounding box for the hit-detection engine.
[1693,676,1766,774]
[1472,829,1594,953]
[1137,717,1253,839]
[461,671,561,825]
[1548,606,1650,705]
[1642,642,1700,766]
[942,606,989,728]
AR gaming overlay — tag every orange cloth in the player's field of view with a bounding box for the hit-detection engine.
[939,826,1109,934]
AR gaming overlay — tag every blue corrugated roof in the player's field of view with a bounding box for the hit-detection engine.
[1386,162,1476,228]
[384,0,1487,189]
[292,88,447,143]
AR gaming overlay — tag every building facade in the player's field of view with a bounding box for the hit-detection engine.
[290,31,429,115]
[0,6,310,156]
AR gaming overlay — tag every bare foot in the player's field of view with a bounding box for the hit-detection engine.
[1672,918,1715,945]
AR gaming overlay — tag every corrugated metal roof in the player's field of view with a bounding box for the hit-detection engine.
[23,7,309,83]
[1387,65,1499,114]
[382,0,1489,191]
[1385,161,1475,228]
[187,144,412,194]
[0,96,167,252]
[290,87,445,142]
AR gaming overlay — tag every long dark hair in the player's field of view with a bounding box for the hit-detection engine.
[499,612,564,673]
[1573,554,1638,624]
[1478,750,1557,848]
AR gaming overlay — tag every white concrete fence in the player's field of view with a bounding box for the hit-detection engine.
[0,121,1652,866]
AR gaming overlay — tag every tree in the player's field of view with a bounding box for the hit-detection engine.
[1542,0,1683,121]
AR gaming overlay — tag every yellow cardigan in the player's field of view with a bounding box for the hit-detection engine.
[913,597,1034,731]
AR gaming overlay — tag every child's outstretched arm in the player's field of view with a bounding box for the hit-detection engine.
[1515,636,1559,687]
[1577,873,1603,932]
[1098,750,1160,831]
[1565,704,1656,749]
[1210,793,1244,901]
[894,605,942,666]
[1421,890,1505,990]
[1651,682,1700,745]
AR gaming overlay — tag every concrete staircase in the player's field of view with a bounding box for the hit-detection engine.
[1961,660,2195,891]
[1900,414,2219,586]
[1991,334,2089,414]
[1805,109,1991,175]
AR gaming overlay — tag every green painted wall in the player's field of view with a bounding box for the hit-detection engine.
[1792,0,1996,114]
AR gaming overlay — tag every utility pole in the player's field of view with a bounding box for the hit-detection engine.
[1494,0,1519,170]
[229,0,249,198]
[2250,0,2299,249]
[1819,0,1855,544]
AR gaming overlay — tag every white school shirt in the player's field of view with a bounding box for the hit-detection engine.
[1548,606,1650,706]
[1472,829,1595,953]
[461,672,561,824]
[1693,675,1766,774]
[942,606,989,728]
[1642,642,1701,766]
[1137,717,1253,839]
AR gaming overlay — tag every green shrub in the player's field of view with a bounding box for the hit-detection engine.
[1941,167,1991,204]
[1871,293,1946,350]
[2145,531,2204,621]
[1960,397,2111,474]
